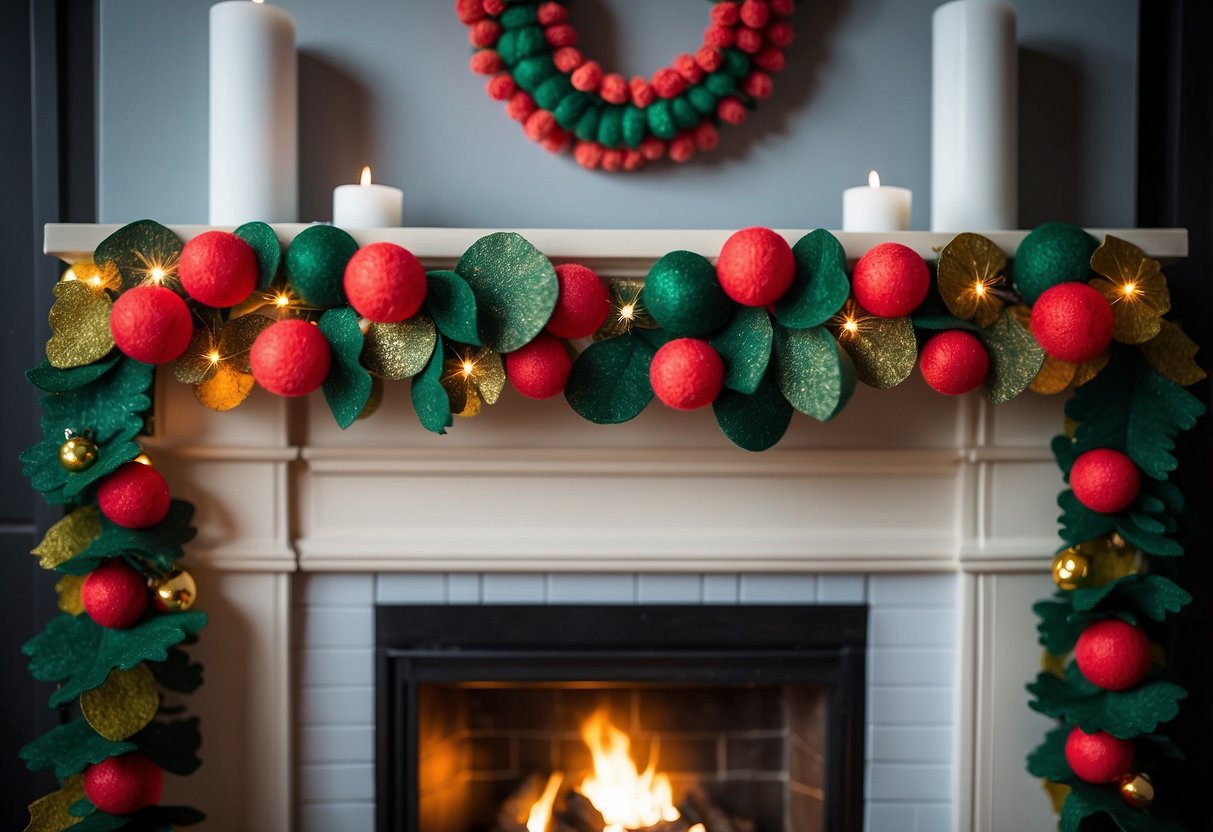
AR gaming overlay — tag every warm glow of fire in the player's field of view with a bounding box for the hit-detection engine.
[578,710,680,832]
[526,772,564,832]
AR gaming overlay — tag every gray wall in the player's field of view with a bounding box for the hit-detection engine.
[98,0,1138,229]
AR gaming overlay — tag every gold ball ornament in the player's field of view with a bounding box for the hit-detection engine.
[1052,548,1091,590]
[58,432,99,472]
[1118,772,1155,809]
[149,568,197,612]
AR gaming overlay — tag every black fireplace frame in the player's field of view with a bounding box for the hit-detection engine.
[375,605,867,832]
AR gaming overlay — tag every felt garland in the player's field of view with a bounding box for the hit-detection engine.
[20,218,1207,831]
[459,0,797,170]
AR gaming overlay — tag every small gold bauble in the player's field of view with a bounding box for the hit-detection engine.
[150,568,197,612]
[58,434,98,472]
[1051,548,1091,590]
[1118,771,1154,809]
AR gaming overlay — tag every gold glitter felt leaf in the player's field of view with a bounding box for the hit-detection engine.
[46,280,115,369]
[362,315,437,380]
[55,575,86,616]
[1042,780,1071,814]
[194,362,255,411]
[441,364,480,418]
[1041,649,1066,679]
[32,507,102,570]
[174,328,219,385]
[1090,235,1170,344]
[24,774,85,832]
[937,233,1007,328]
[80,664,159,741]
[357,376,385,421]
[980,308,1046,404]
[831,305,917,389]
[1030,354,1077,395]
[220,313,275,374]
[1079,535,1141,587]
[469,347,506,405]
[595,278,658,341]
[1141,319,1206,386]
[439,346,504,417]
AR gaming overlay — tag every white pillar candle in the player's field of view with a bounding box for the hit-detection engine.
[842,171,912,232]
[333,167,404,228]
[931,0,1017,231]
[209,0,298,225]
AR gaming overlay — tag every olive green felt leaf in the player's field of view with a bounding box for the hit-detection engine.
[835,313,918,389]
[411,333,453,435]
[23,776,90,832]
[773,229,850,329]
[32,507,102,570]
[455,232,558,353]
[233,221,281,291]
[1090,235,1171,345]
[1141,319,1206,386]
[910,313,983,334]
[1060,780,1187,832]
[1027,670,1186,738]
[94,219,184,293]
[1071,574,1191,622]
[133,718,202,776]
[564,333,656,425]
[19,720,136,779]
[710,306,773,395]
[47,280,116,369]
[773,325,856,422]
[318,307,372,430]
[937,232,1007,327]
[978,308,1045,403]
[60,500,197,576]
[425,270,481,346]
[149,646,204,694]
[1034,596,1088,655]
[81,664,160,741]
[1025,726,1073,783]
[27,354,122,393]
[361,315,437,380]
[712,369,793,452]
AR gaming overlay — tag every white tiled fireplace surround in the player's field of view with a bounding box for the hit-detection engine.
[50,227,1168,832]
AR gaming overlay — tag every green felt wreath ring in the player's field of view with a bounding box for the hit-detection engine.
[458,0,797,170]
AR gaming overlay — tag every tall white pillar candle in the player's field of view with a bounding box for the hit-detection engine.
[333,167,404,228]
[843,170,912,231]
[931,0,1017,231]
[209,0,298,225]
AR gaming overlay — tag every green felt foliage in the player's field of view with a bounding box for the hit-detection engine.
[712,369,792,452]
[19,720,135,779]
[910,313,983,334]
[60,500,197,576]
[134,718,203,776]
[425,270,480,345]
[455,233,558,353]
[1071,575,1191,623]
[978,308,1045,403]
[149,646,204,694]
[27,354,122,393]
[1034,595,1089,656]
[1060,781,1187,832]
[774,229,850,329]
[94,220,183,293]
[411,333,453,435]
[1028,667,1187,738]
[564,333,656,424]
[1025,725,1072,782]
[1054,490,1118,548]
[64,811,129,831]
[319,307,372,429]
[710,306,773,395]
[772,325,856,422]
[233,221,282,291]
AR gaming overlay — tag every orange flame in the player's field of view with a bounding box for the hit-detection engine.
[578,710,680,831]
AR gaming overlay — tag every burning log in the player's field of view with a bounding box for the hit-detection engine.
[493,772,548,832]
[555,788,607,832]
[684,789,737,832]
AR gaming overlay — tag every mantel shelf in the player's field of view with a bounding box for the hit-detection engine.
[44,224,1188,275]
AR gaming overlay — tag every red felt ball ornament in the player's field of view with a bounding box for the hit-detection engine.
[919,330,990,395]
[600,73,628,104]
[1070,448,1141,514]
[1029,282,1114,363]
[178,230,258,308]
[851,243,930,318]
[546,263,609,339]
[83,753,163,815]
[711,2,739,25]
[669,134,697,164]
[97,461,171,529]
[250,319,332,397]
[537,2,566,26]
[506,334,573,400]
[553,47,584,73]
[1075,619,1153,691]
[650,338,725,411]
[1065,728,1135,784]
[81,560,148,629]
[716,227,795,306]
[486,73,516,100]
[343,242,427,323]
[630,76,656,108]
[109,285,192,365]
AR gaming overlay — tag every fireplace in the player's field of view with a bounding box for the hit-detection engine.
[375,606,867,832]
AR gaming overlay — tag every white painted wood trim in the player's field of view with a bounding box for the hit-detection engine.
[955,572,979,832]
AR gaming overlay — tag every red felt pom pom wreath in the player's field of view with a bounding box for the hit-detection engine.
[545,263,610,338]
[715,227,795,307]
[506,333,573,400]
[650,338,725,411]
[1029,282,1114,363]
[97,461,171,529]
[110,285,193,365]
[83,752,164,815]
[1075,619,1153,691]
[81,559,149,629]
[919,330,990,395]
[851,242,930,318]
[1069,448,1141,514]
[177,230,258,308]
[250,319,333,397]
[1065,727,1136,784]
[343,242,427,323]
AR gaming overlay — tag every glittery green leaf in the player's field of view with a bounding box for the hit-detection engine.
[318,307,372,430]
[712,369,792,452]
[1026,725,1073,783]
[27,354,122,393]
[361,315,437,380]
[426,270,481,346]
[564,333,656,425]
[455,232,558,353]
[134,718,202,776]
[1028,668,1186,739]
[46,280,116,369]
[61,501,196,576]
[1071,574,1191,623]
[19,720,135,779]
[1060,780,1187,832]
[836,315,917,389]
[773,229,850,329]
[773,325,856,422]
[978,308,1046,403]
[411,333,452,435]
[710,306,773,395]
[94,219,184,293]
[31,507,102,570]
[233,221,281,291]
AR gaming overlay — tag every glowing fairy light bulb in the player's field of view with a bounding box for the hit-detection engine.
[974,281,986,297]
[619,303,635,321]
[1121,281,1137,298]
[462,360,475,377]
[274,292,291,308]
[208,349,222,366]
[843,317,859,335]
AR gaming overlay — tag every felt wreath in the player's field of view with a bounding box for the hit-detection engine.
[458,0,796,170]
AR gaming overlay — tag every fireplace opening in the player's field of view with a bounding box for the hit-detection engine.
[376,606,866,832]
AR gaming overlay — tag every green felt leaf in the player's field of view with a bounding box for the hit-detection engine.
[454,232,558,353]
[910,314,983,334]
[978,307,1046,403]
[61,501,197,576]
[134,718,202,776]
[1072,574,1191,622]
[710,306,773,395]
[1034,596,1087,655]
[425,270,481,346]
[773,325,856,422]
[564,333,656,425]
[411,333,452,435]
[135,806,206,828]
[773,229,850,329]
[838,315,918,389]
[27,354,122,393]
[1114,516,1184,556]
[19,720,136,779]
[69,797,94,817]
[1025,726,1073,782]
[1060,780,1187,832]
[149,646,204,693]
[712,369,792,452]
[94,220,183,293]
[318,307,372,430]
[233,221,282,292]
[1055,490,1117,548]
[58,808,128,832]
[21,432,141,507]
[1028,671,1186,738]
